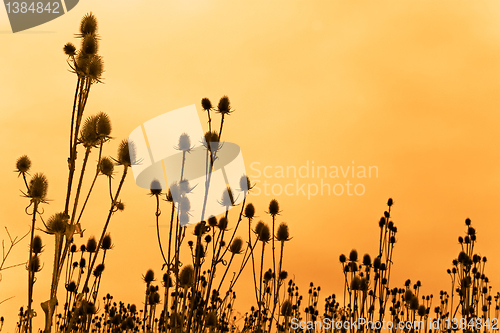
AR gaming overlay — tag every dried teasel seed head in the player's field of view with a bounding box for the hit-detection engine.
[16,155,31,174]
[201,97,212,111]
[28,255,41,273]
[80,12,98,35]
[143,269,155,284]
[229,237,243,254]
[117,139,132,166]
[254,221,265,236]
[99,157,114,177]
[150,179,162,196]
[63,42,76,57]
[279,270,288,280]
[179,196,190,213]
[220,186,235,208]
[240,175,251,192]
[276,222,290,242]
[115,201,125,211]
[47,213,68,234]
[32,235,43,254]
[465,218,471,226]
[258,224,271,243]
[268,199,280,216]
[28,173,48,201]
[207,215,217,227]
[81,33,99,55]
[363,254,371,266]
[179,265,194,288]
[244,203,255,219]
[87,56,104,82]
[339,254,346,263]
[176,133,192,152]
[86,237,97,253]
[218,217,228,230]
[217,95,231,115]
[80,115,99,146]
[101,234,112,250]
[349,249,358,262]
[95,112,111,137]
[193,222,205,237]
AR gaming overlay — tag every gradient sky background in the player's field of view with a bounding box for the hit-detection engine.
[2,0,500,330]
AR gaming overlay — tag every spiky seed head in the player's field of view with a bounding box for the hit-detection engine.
[205,311,217,327]
[28,173,48,201]
[281,300,292,316]
[177,133,191,151]
[465,218,471,226]
[117,139,132,166]
[244,203,255,219]
[66,281,77,293]
[102,234,112,250]
[28,256,41,273]
[81,34,98,55]
[80,12,98,35]
[229,237,243,254]
[208,215,217,227]
[16,155,31,174]
[143,269,155,284]
[80,244,86,252]
[32,235,43,254]
[258,224,271,243]
[264,269,273,282]
[201,98,212,111]
[95,112,111,137]
[76,53,90,74]
[276,222,290,242]
[217,95,231,114]
[404,290,413,302]
[88,56,104,82]
[220,186,235,208]
[93,264,105,277]
[279,270,288,280]
[205,234,212,243]
[240,175,251,192]
[339,254,346,263]
[179,196,191,213]
[268,199,280,216]
[99,157,114,177]
[218,217,228,230]
[255,221,265,236]
[387,198,393,207]
[193,222,205,237]
[149,179,162,196]
[349,249,358,262]
[410,296,419,310]
[47,213,68,234]
[86,237,97,253]
[179,265,194,288]
[115,201,125,211]
[363,254,371,266]
[70,245,77,253]
[63,42,76,56]
[80,115,99,146]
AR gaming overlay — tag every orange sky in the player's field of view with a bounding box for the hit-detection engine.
[2,0,500,331]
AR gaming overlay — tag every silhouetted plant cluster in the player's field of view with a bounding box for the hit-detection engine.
[4,12,500,333]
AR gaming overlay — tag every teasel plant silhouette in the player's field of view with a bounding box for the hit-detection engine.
[12,12,135,333]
